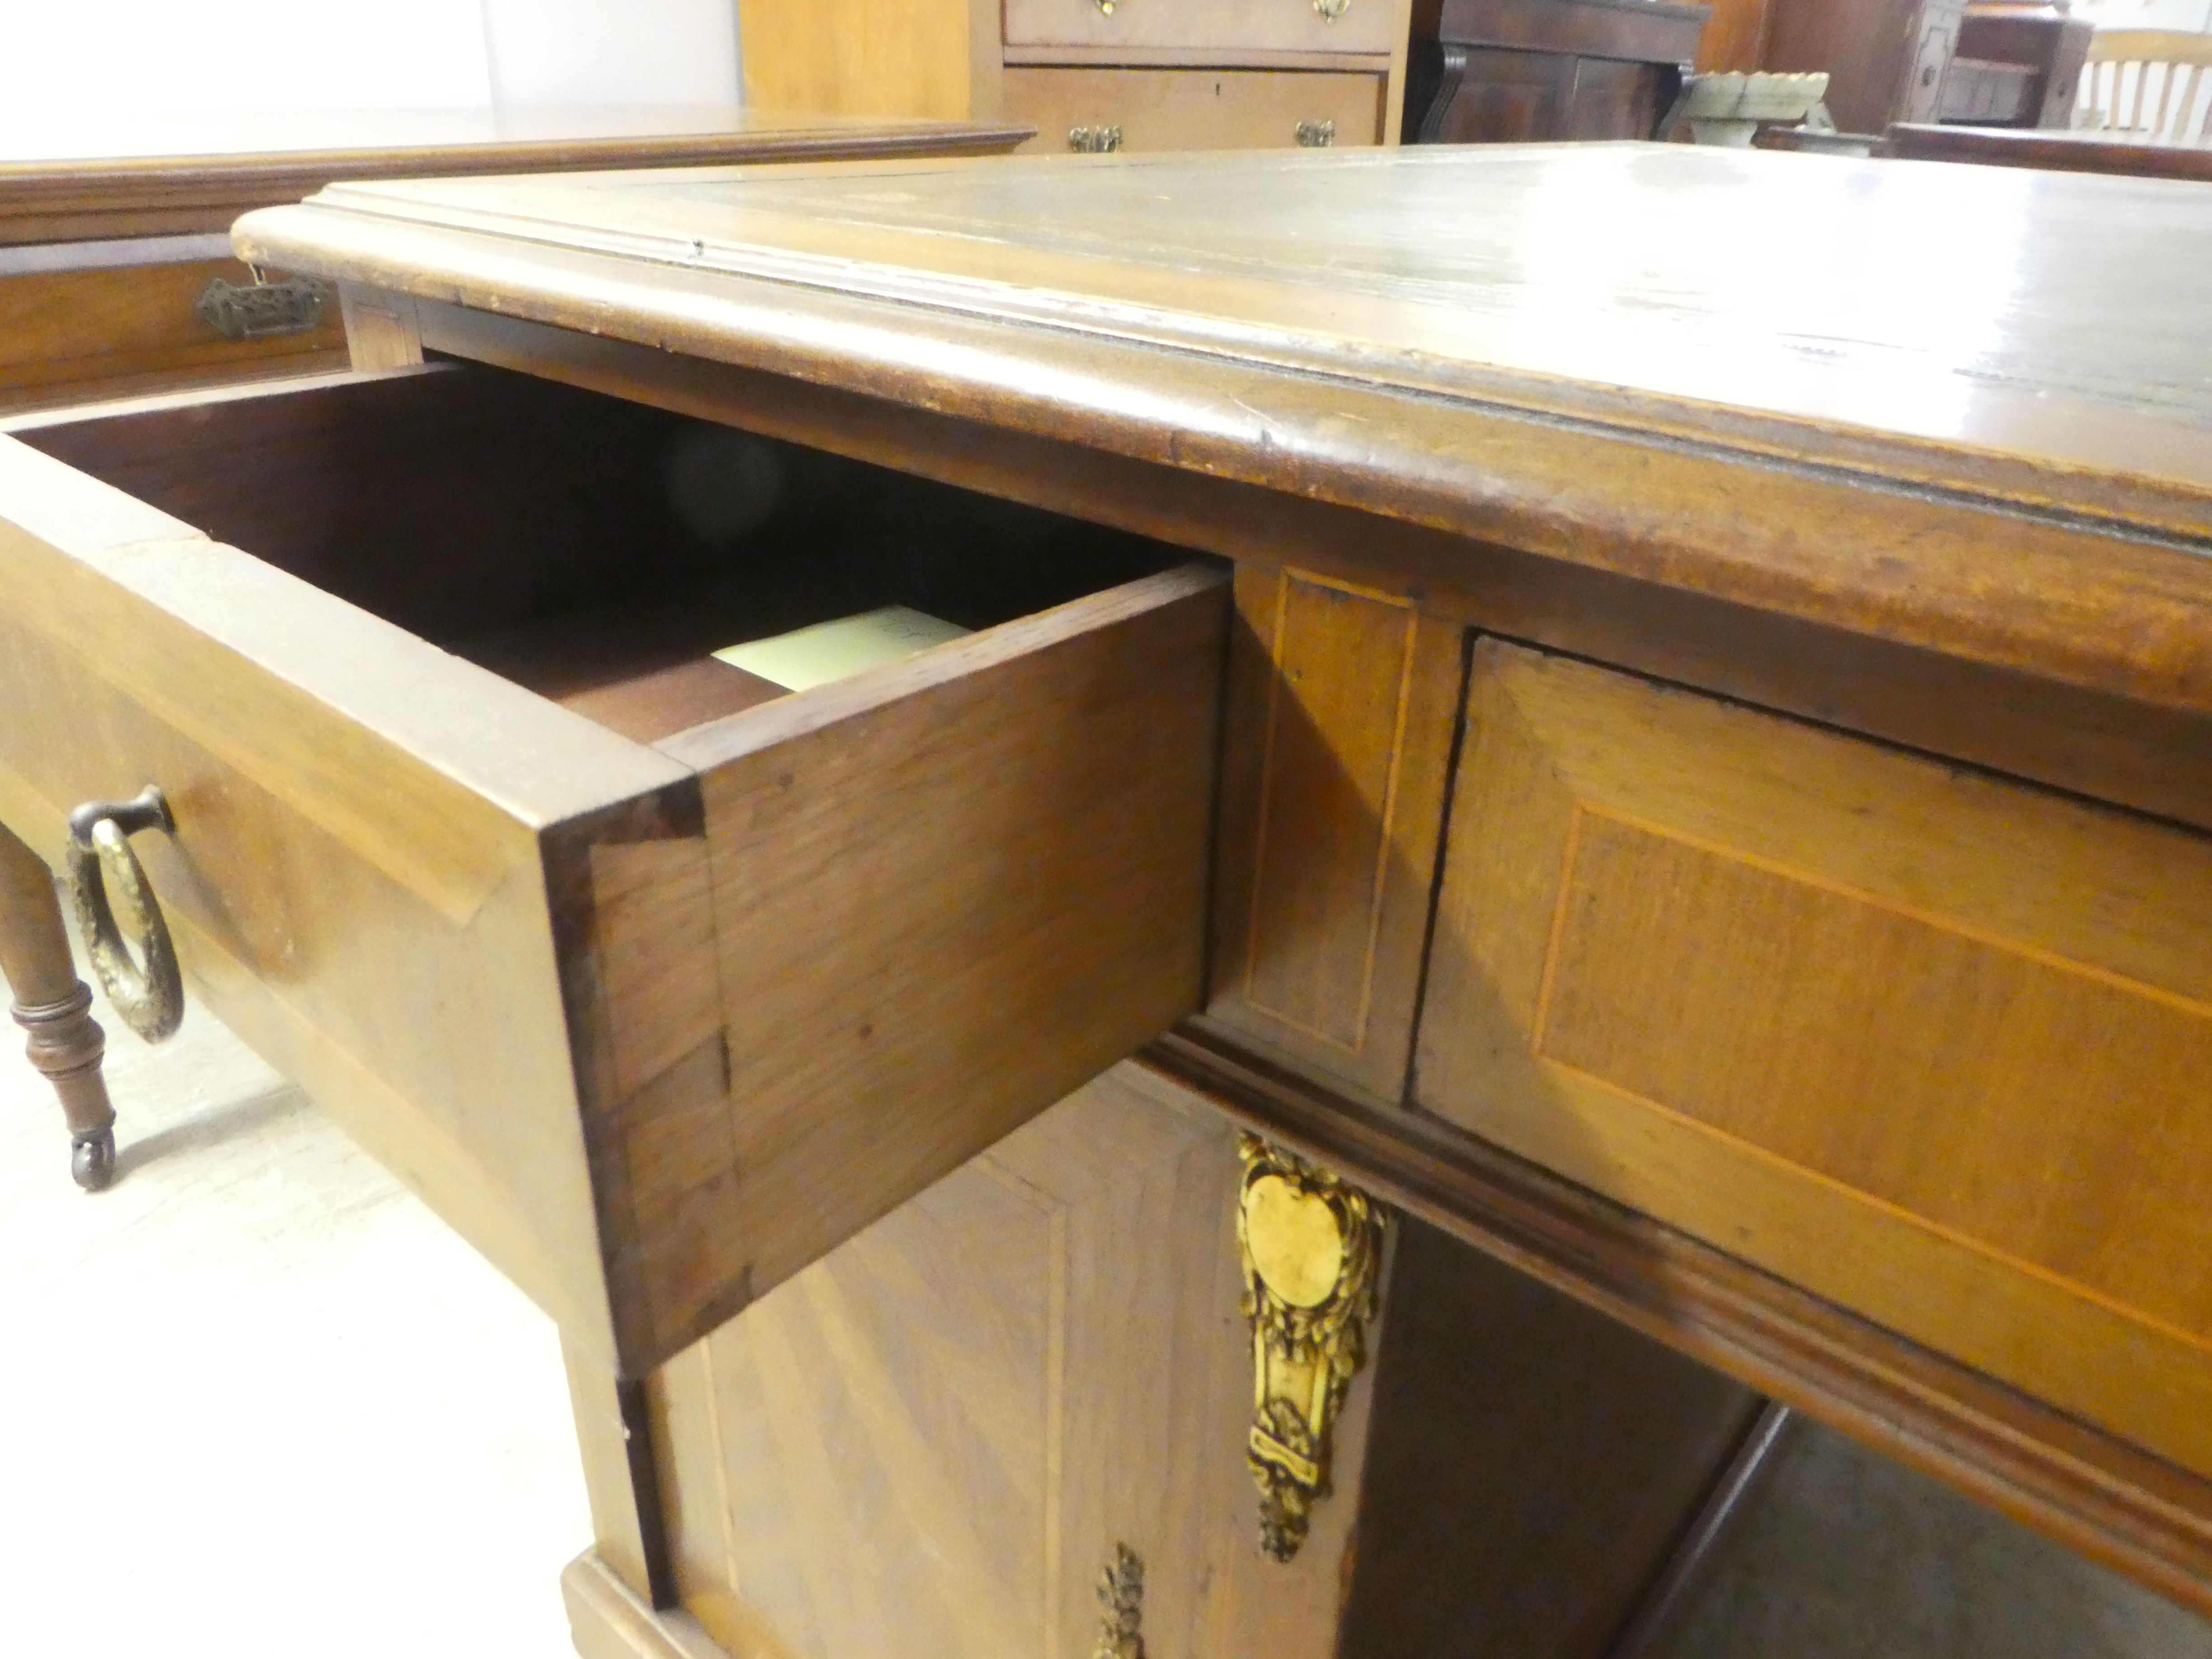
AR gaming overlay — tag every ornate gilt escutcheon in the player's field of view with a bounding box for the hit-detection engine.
[1092,1543,1145,1659]
[1314,0,1353,19]
[1237,1135,1386,1562]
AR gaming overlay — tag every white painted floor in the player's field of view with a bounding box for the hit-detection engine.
[0,958,590,1658]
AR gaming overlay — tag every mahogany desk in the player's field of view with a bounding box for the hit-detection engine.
[2,144,2210,1654]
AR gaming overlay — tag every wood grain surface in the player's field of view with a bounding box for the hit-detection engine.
[234,149,2212,722]
[647,1063,1374,1659]
[599,567,1226,1371]
[1003,67,1386,152]
[1416,639,2212,1484]
[1200,564,1463,1105]
[387,298,2212,841]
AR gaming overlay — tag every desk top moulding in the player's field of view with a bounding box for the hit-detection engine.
[0,141,2186,1632]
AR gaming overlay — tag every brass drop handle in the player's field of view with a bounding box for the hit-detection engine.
[66,787,184,1045]
[1295,119,1337,147]
[1069,125,1125,154]
[1314,0,1352,18]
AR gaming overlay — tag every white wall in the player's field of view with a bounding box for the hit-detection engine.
[0,0,740,158]
[2072,0,2212,34]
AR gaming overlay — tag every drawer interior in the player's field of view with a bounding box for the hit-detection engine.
[10,362,1191,744]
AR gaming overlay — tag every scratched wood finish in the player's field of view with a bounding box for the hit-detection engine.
[1416,639,2212,1482]
[1200,564,1462,1105]
[648,1063,1372,1659]
[235,149,2212,720]
[1004,67,1387,152]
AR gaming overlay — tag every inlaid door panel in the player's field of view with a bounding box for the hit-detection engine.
[1415,638,2212,1482]
[648,1063,1374,1659]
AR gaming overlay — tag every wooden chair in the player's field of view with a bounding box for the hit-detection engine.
[2078,30,2212,145]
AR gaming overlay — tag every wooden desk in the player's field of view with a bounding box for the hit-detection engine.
[5,144,2212,1652]
[1888,118,2212,177]
[0,109,1030,416]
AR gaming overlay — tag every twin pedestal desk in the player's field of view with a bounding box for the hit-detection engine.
[2,145,2209,1656]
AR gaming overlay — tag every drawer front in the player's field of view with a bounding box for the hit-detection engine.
[1005,0,1400,56]
[0,368,1227,1380]
[0,257,347,415]
[1415,639,2212,1481]
[1006,67,1386,154]
[0,405,670,1353]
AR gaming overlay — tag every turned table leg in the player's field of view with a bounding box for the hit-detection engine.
[0,817,116,1190]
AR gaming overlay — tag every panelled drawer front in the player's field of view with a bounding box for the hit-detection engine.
[0,369,1227,1378]
[1414,638,2212,1482]
[1005,0,1399,56]
[1007,67,1387,154]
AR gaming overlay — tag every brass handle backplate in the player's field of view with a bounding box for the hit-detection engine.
[1237,1135,1386,1562]
[195,273,330,342]
[66,788,183,1045]
[1069,125,1125,153]
[1295,119,1337,147]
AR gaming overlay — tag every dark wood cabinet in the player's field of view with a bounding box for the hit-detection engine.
[1408,0,1711,142]
[1764,0,1965,134]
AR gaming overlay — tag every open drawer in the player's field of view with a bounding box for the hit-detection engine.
[0,363,1226,1375]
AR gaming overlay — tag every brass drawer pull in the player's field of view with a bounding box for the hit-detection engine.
[1069,125,1125,154]
[195,272,330,342]
[66,787,183,1045]
[1295,119,1337,147]
[1315,0,1351,17]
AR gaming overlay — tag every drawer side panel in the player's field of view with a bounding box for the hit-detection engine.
[595,564,1229,1371]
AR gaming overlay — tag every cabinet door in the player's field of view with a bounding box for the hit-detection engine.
[1415,637,2212,1489]
[647,1063,1371,1659]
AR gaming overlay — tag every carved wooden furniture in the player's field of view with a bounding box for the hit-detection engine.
[1886,118,2212,175]
[0,109,1029,417]
[1406,0,1711,142]
[8,142,2212,1647]
[1762,0,1964,135]
[1936,4,2094,128]
[2079,29,2212,145]
[735,0,1417,153]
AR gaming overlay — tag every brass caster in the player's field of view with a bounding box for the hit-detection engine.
[71,1129,115,1192]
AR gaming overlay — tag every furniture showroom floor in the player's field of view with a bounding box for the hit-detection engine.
[0,964,588,1659]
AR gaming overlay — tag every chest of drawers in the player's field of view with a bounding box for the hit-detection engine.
[7,144,2212,1651]
[738,0,1416,154]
